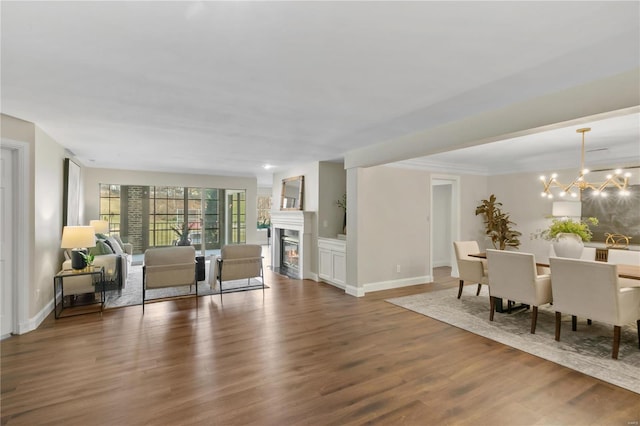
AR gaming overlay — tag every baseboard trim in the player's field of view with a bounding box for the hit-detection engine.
[17,298,54,334]
[345,275,432,298]
[364,275,432,294]
[345,285,365,297]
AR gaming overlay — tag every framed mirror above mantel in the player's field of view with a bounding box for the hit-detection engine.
[281,175,304,210]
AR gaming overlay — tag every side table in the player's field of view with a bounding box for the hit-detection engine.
[54,266,105,319]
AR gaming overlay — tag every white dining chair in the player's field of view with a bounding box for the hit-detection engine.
[453,241,489,299]
[550,257,640,359]
[607,249,640,265]
[486,249,552,333]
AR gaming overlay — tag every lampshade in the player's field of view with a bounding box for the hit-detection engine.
[89,219,109,234]
[60,226,96,249]
[552,201,582,218]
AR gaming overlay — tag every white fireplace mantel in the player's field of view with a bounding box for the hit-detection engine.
[271,211,315,280]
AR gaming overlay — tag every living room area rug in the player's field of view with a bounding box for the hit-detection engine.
[105,262,266,309]
[386,286,640,394]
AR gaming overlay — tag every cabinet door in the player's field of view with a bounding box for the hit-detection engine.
[318,248,332,280]
[332,252,346,286]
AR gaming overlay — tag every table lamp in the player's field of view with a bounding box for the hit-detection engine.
[89,219,110,235]
[552,201,582,219]
[61,226,96,270]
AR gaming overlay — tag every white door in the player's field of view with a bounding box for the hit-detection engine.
[1,147,15,337]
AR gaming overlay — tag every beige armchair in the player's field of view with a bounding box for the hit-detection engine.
[550,257,640,359]
[143,246,196,312]
[486,249,552,334]
[453,241,488,299]
[209,244,264,301]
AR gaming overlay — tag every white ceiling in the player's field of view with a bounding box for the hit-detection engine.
[1,1,639,185]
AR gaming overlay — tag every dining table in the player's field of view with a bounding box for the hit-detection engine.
[469,252,640,286]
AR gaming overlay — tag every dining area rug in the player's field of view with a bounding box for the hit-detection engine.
[386,286,640,394]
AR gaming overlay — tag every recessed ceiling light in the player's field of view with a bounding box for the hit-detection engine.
[263,164,274,170]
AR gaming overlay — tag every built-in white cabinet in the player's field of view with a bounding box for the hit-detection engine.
[318,237,346,289]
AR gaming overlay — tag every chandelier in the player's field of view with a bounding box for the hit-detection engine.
[539,127,631,199]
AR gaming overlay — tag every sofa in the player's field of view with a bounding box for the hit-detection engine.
[62,234,132,293]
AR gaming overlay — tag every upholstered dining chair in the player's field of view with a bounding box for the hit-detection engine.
[607,249,640,265]
[210,244,264,302]
[486,249,552,333]
[453,241,489,299]
[142,245,196,312]
[550,257,640,359]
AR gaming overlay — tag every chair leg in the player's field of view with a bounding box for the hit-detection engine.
[637,319,640,350]
[489,296,495,322]
[613,325,621,359]
[572,315,577,331]
[587,319,592,325]
[476,284,482,296]
[530,306,538,334]
[457,280,464,299]
[507,300,513,314]
[555,311,561,341]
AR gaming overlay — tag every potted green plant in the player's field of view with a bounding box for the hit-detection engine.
[541,217,598,242]
[538,217,598,258]
[475,194,522,250]
[173,222,193,246]
[79,252,95,269]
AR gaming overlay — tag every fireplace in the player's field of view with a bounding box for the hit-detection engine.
[280,230,300,277]
[270,211,315,280]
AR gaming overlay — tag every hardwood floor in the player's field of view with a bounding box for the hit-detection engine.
[2,267,639,425]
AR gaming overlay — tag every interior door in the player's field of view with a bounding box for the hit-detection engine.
[1,148,14,337]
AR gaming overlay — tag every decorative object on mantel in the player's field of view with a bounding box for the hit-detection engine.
[281,175,304,210]
[605,233,631,249]
[336,193,347,234]
[475,194,521,250]
[539,128,631,199]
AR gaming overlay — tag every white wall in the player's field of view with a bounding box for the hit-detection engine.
[272,162,320,274]
[83,168,258,244]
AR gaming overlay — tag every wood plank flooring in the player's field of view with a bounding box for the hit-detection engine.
[2,267,639,425]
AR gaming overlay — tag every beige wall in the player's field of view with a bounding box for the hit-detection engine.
[1,114,65,322]
[318,161,346,238]
[83,168,259,244]
[356,165,430,286]
[33,127,66,315]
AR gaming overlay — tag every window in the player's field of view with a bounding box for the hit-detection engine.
[99,184,245,254]
[98,184,121,235]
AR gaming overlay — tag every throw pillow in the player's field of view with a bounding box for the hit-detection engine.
[104,236,124,255]
[112,234,126,251]
[89,240,113,256]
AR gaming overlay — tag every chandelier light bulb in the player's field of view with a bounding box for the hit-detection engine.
[540,192,547,197]
[625,172,632,178]
[551,173,558,179]
[570,192,578,198]
[614,169,622,175]
[559,191,566,197]
[601,191,608,198]
[582,168,589,175]
[547,194,554,199]
[606,174,613,179]
[540,175,546,181]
